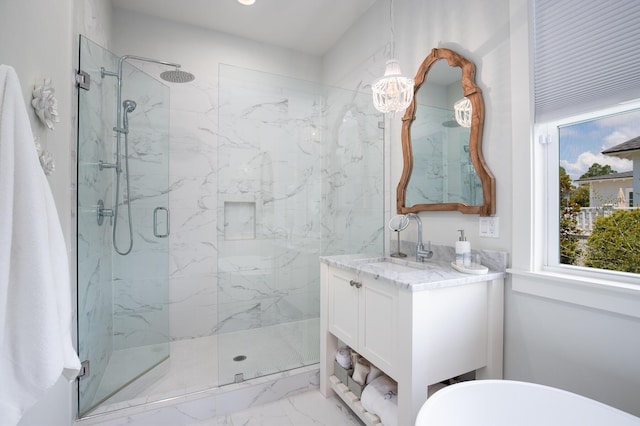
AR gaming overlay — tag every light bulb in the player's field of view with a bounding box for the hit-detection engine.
[372,60,414,113]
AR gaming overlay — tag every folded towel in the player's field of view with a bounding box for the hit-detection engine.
[360,375,398,426]
[0,64,81,425]
[366,362,384,385]
[352,358,371,386]
[335,346,352,369]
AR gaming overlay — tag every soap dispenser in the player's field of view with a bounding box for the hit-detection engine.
[455,229,471,267]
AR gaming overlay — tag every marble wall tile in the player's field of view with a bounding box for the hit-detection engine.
[170,207,216,248]
[216,300,263,334]
[169,240,217,279]
[169,275,218,340]
[168,175,216,211]
[213,65,384,340]
[145,61,221,342]
[112,276,170,349]
[169,110,217,177]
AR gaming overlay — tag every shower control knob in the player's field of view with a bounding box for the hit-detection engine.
[97,199,114,226]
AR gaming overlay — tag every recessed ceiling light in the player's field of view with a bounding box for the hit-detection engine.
[238,0,255,5]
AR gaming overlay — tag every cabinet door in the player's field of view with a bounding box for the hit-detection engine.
[327,268,359,347]
[359,277,398,377]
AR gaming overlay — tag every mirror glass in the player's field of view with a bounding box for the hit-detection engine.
[406,61,482,206]
[397,48,495,216]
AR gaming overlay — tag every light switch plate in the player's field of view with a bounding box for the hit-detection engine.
[479,217,499,238]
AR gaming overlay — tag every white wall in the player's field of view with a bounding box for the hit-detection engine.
[390,0,513,252]
[392,0,639,416]
[507,0,640,416]
[0,1,114,424]
[74,0,112,50]
[111,8,322,85]
[0,0,74,243]
[0,2,75,425]
[328,0,640,418]
[327,0,512,252]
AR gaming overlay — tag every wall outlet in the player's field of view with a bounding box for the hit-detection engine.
[479,217,499,238]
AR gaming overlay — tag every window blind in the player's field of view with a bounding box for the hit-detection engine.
[534,0,640,121]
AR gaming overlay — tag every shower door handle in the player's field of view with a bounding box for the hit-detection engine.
[153,207,170,238]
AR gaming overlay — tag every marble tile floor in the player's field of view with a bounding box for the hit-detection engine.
[86,388,363,426]
[183,389,364,426]
[85,319,321,418]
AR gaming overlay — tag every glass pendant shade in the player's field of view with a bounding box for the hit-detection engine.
[372,59,414,113]
[454,97,472,128]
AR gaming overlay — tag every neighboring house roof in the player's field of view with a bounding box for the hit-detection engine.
[574,171,633,184]
[602,135,640,159]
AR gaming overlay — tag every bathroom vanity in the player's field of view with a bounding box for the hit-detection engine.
[320,253,505,426]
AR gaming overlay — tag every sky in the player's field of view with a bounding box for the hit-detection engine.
[559,108,640,181]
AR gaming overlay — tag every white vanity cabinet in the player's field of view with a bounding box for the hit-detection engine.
[327,266,399,378]
[320,255,505,426]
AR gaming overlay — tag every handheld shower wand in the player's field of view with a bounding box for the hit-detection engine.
[100,55,194,255]
[111,99,137,255]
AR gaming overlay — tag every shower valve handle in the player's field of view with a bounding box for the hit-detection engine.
[97,199,114,226]
[99,160,120,173]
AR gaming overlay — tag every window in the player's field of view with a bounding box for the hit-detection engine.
[538,106,640,276]
[533,0,640,280]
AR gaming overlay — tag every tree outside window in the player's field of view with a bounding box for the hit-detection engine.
[558,109,640,274]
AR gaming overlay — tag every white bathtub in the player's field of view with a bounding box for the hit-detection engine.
[416,380,640,426]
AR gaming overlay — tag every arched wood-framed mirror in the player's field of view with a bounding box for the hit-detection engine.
[397,48,495,216]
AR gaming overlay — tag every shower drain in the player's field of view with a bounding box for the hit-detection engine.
[233,355,247,362]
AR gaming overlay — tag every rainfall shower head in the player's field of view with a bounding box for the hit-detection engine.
[160,68,195,83]
[103,55,196,84]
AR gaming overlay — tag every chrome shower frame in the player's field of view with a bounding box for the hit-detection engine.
[102,54,184,138]
[100,55,186,255]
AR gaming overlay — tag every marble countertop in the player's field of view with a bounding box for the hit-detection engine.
[320,253,506,292]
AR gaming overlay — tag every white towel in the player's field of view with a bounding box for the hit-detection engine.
[360,375,398,426]
[335,346,352,369]
[366,362,384,385]
[351,358,371,385]
[0,64,81,425]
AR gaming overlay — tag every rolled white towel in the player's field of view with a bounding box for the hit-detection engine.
[335,346,352,369]
[360,375,398,426]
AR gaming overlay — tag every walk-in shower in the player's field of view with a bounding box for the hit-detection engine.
[76,35,384,419]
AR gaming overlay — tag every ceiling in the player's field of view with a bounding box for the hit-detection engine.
[111,0,377,56]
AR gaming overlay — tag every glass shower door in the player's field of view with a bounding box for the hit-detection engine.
[216,65,384,386]
[76,35,170,416]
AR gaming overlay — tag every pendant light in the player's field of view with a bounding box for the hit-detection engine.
[372,0,414,114]
[454,97,472,128]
